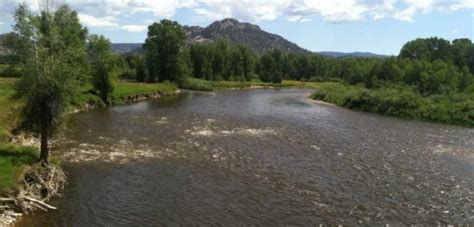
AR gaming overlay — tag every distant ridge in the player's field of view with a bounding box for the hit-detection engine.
[111,43,142,54]
[316,51,390,58]
[110,18,389,58]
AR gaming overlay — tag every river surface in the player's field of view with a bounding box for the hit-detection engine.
[17,89,474,225]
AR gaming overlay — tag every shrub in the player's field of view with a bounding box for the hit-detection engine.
[312,82,474,126]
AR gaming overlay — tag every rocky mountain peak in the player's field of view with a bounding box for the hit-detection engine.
[185,18,309,55]
[208,18,261,32]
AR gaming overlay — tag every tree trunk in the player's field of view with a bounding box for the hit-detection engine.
[39,118,49,164]
[39,108,50,163]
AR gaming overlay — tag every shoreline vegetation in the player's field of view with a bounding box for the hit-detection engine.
[181,78,319,92]
[311,83,474,126]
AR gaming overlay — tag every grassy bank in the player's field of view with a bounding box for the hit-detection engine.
[311,82,474,126]
[72,80,177,107]
[0,78,37,191]
[181,78,319,91]
[0,78,23,140]
[0,78,177,192]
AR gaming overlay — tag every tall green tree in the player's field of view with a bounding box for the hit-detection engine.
[452,38,473,71]
[13,3,87,163]
[239,45,255,81]
[399,38,432,61]
[258,49,283,83]
[87,34,115,104]
[144,19,187,84]
[135,56,147,83]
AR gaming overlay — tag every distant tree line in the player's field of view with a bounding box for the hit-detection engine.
[110,20,473,98]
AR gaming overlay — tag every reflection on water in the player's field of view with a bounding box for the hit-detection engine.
[18,89,474,226]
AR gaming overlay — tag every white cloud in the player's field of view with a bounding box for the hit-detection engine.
[394,6,417,22]
[191,0,474,23]
[1,0,473,27]
[78,14,119,28]
[398,0,474,21]
[292,0,368,23]
[193,0,291,22]
[121,24,147,32]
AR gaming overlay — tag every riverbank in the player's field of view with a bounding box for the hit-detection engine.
[0,77,178,225]
[311,82,474,126]
[1,77,318,225]
[181,78,319,92]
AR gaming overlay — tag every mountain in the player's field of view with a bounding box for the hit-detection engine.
[109,18,388,58]
[183,18,312,55]
[111,43,143,54]
[317,51,390,58]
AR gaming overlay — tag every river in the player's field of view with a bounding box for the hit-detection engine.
[17,89,474,225]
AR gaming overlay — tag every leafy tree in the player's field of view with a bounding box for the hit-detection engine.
[135,56,147,83]
[399,38,432,61]
[214,39,230,80]
[399,37,454,62]
[257,49,283,83]
[229,47,243,80]
[293,55,311,80]
[188,40,255,81]
[270,49,284,83]
[258,53,274,82]
[190,44,213,79]
[452,38,473,71]
[144,19,187,84]
[87,34,115,104]
[12,3,87,163]
[238,45,255,81]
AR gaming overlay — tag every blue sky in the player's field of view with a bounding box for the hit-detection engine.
[0,0,473,55]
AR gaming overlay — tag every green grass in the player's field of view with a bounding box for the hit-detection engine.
[0,78,34,191]
[181,78,320,91]
[0,144,41,191]
[112,81,177,103]
[311,82,474,126]
[0,78,20,142]
[71,83,102,107]
[71,80,178,106]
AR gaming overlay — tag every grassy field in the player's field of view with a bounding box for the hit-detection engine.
[181,78,319,91]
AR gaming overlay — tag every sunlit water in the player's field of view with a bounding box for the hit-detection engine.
[17,89,474,225]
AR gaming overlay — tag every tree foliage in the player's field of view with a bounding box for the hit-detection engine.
[87,34,115,104]
[12,3,87,162]
[188,39,256,82]
[144,19,187,85]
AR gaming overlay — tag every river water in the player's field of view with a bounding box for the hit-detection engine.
[17,89,474,225]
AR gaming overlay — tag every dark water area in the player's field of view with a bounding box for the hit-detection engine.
[17,89,474,225]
